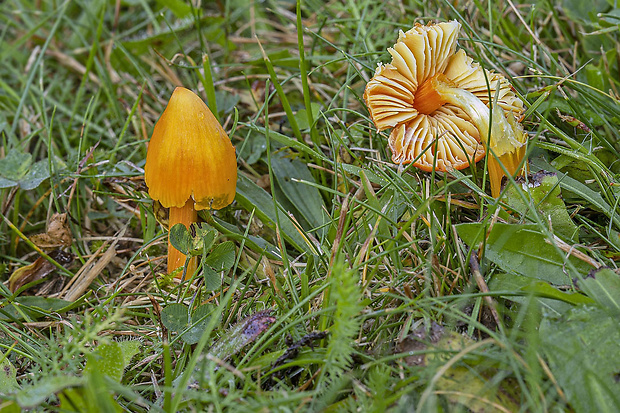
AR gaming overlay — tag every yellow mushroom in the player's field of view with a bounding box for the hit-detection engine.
[364,21,526,197]
[145,87,237,278]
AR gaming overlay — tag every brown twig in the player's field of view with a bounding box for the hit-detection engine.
[469,251,501,327]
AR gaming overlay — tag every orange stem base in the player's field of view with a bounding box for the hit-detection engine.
[168,200,198,279]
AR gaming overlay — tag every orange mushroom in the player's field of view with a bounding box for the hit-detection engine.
[364,21,526,197]
[145,87,237,278]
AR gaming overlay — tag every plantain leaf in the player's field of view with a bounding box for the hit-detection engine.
[0,296,77,321]
[16,375,84,407]
[577,268,620,313]
[456,223,592,284]
[489,272,591,317]
[0,350,18,394]
[504,171,579,242]
[540,305,620,413]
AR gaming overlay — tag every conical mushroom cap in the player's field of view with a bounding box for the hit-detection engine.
[364,21,524,172]
[145,87,237,210]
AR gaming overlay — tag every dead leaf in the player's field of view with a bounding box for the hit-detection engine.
[395,322,445,366]
[210,309,277,361]
[8,250,73,293]
[30,213,72,250]
[396,323,519,412]
[556,109,591,132]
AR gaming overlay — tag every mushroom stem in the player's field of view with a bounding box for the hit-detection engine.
[168,199,198,278]
[432,78,527,197]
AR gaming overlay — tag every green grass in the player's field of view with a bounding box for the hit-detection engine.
[1,0,619,411]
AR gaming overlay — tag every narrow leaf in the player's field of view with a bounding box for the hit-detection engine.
[235,173,307,252]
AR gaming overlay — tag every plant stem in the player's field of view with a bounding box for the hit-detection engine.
[168,199,197,278]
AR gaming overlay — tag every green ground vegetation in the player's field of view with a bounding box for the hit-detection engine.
[1,0,619,411]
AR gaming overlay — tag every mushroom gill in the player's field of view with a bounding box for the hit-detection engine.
[364,21,527,197]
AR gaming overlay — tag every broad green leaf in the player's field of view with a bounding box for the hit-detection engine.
[560,0,610,23]
[489,273,590,317]
[271,154,326,232]
[214,91,239,116]
[83,362,123,413]
[204,241,235,271]
[0,151,49,190]
[160,303,214,345]
[202,265,223,292]
[295,102,321,130]
[235,173,307,252]
[585,63,607,93]
[85,342,124,382]
[160,303,189,335]
[0,151,31,183]
[18,160,50,190]
[531,158,620,230]
[118,340,141,368]
[237,130,266,165]
[0,297,76,321]
[605,228,620,252]
[189,223,216,255]
[83,340,140,383]
[16,375,83,407]
[0,400,21,412]
[154,0,191,17]
[504,171,579,242]
[169,223,191,255]
[577,268,620,313]
[0,350,18,393]
[58,388,87,412]
[456,223,592,284]
[184,304,214,345]
[540,306,620,412]
[490,273,594,306]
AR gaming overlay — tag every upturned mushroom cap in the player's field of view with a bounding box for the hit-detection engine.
[364,21,524,172]
[145,87,237,210]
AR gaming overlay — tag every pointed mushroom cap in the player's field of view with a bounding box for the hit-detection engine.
[145,87,237,210]
[363,21,524,172]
